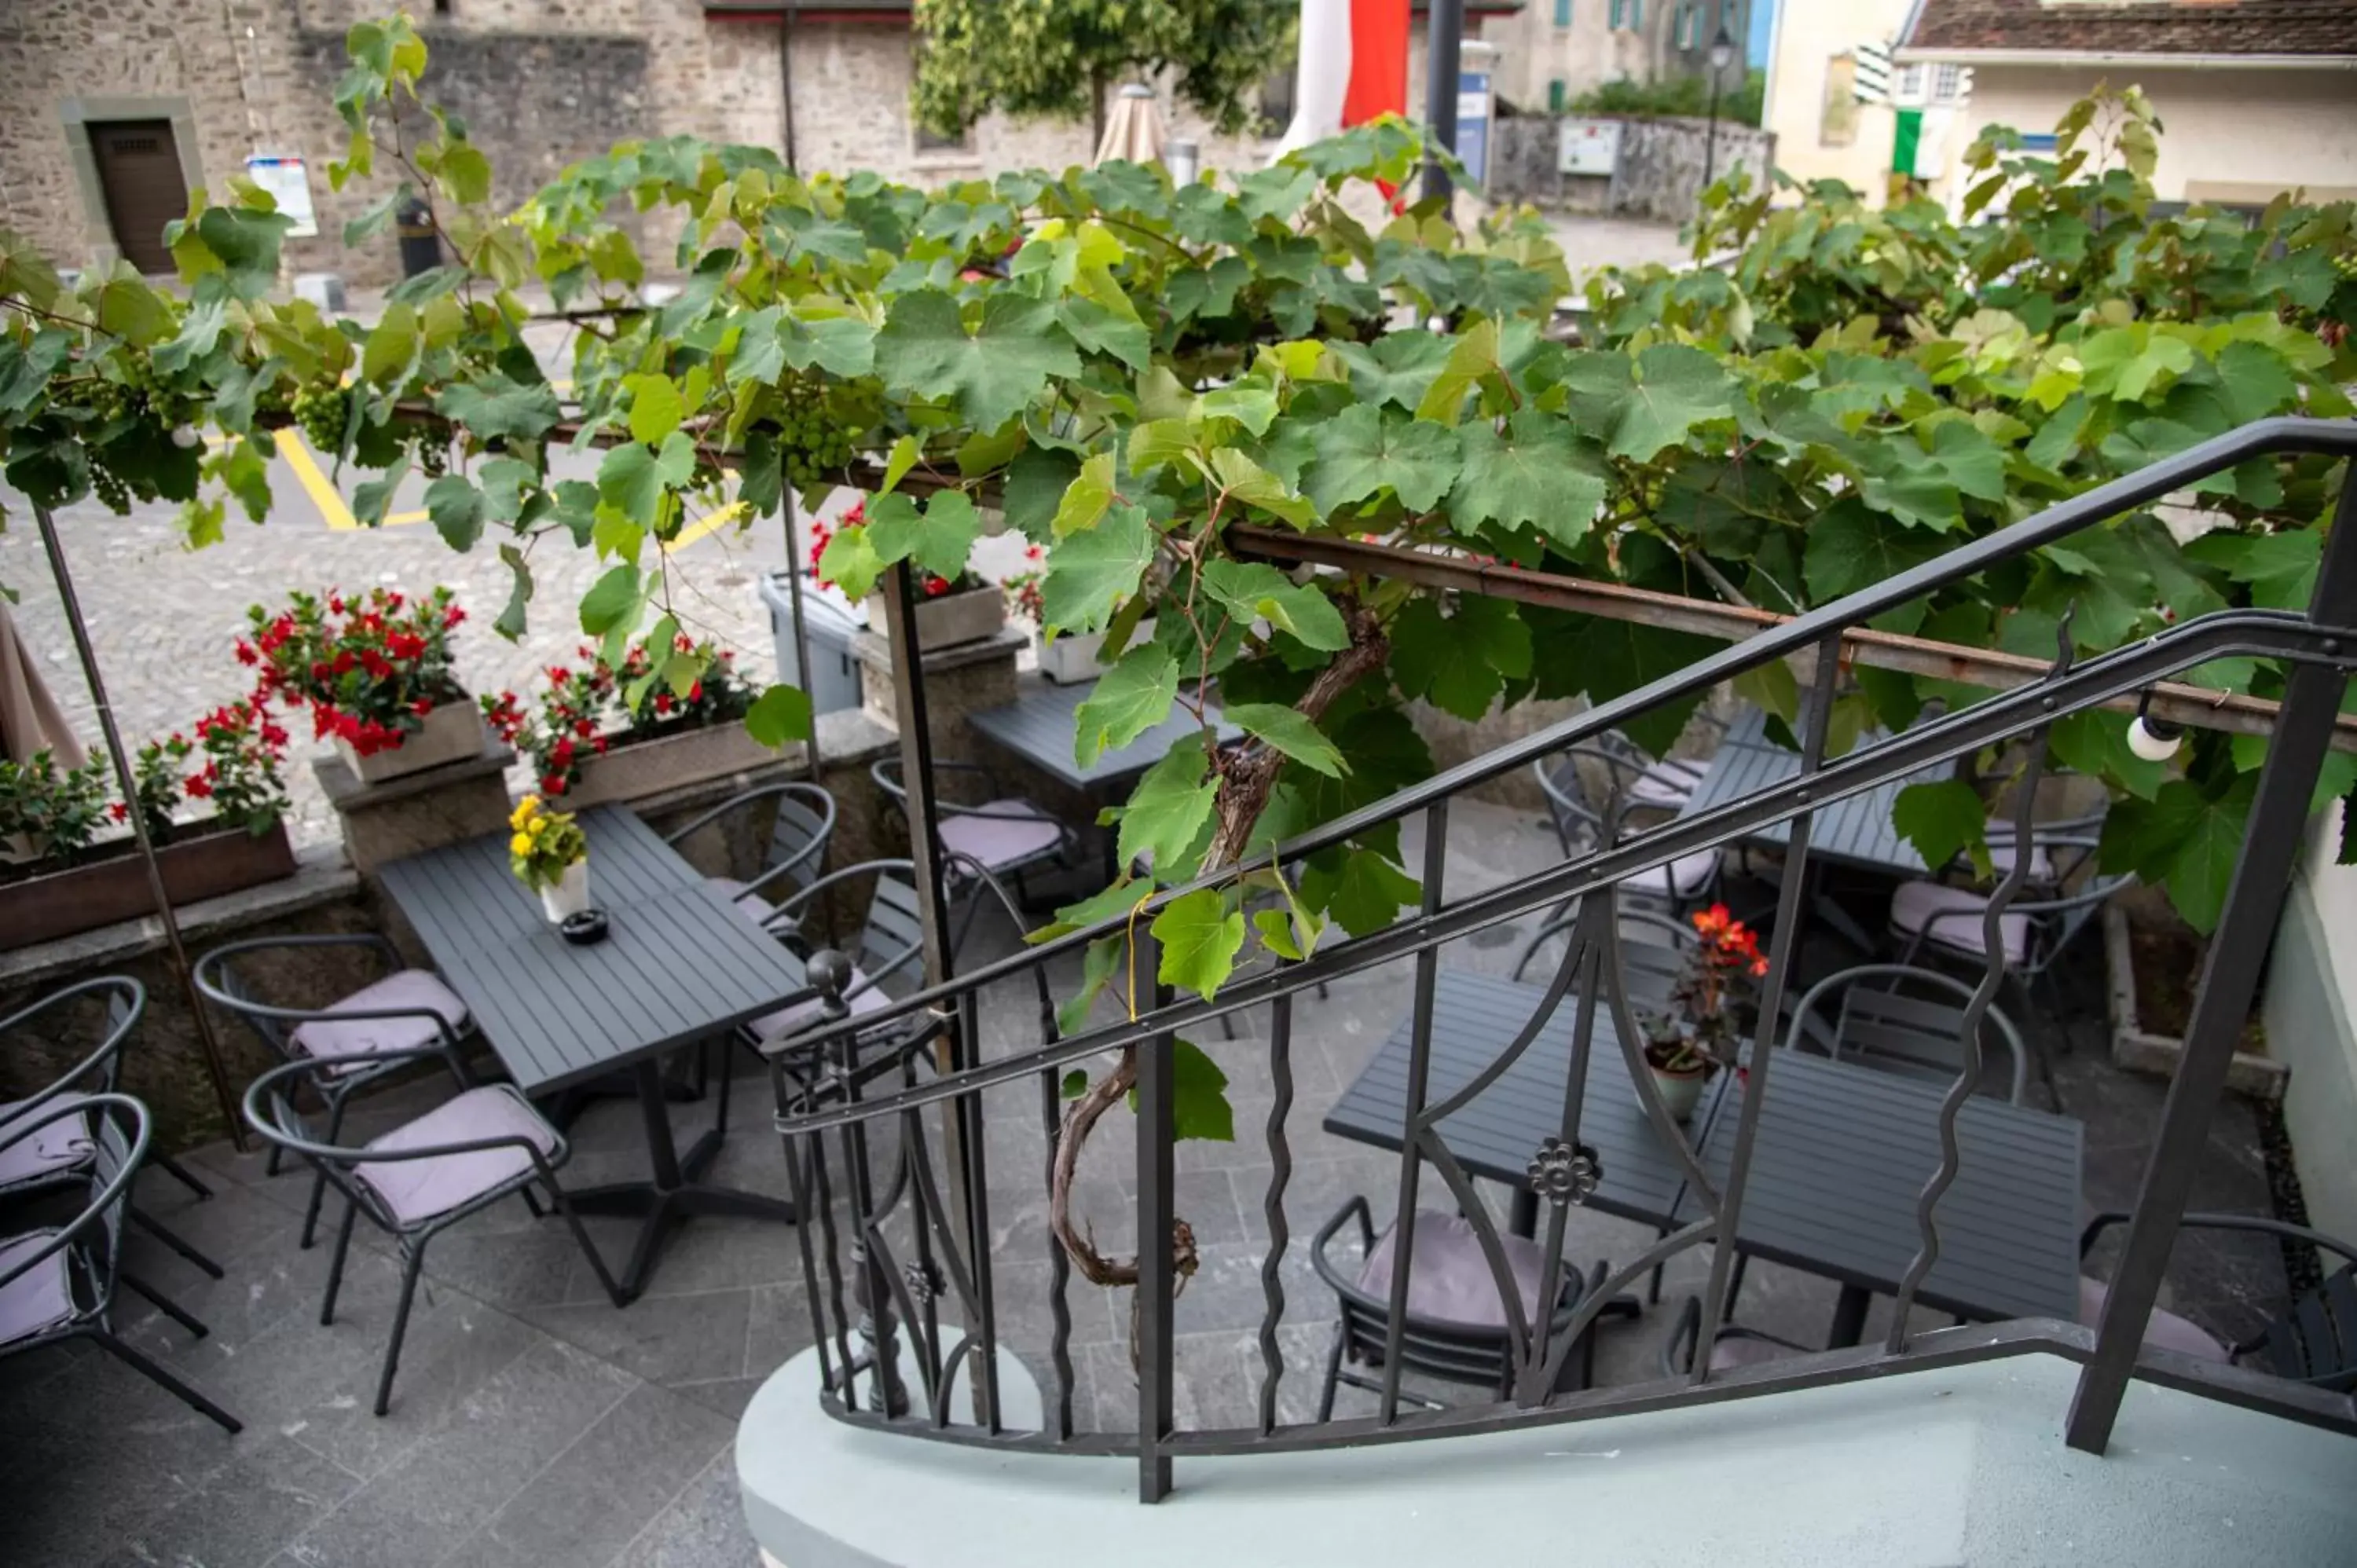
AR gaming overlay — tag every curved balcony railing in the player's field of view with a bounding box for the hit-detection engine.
[767,417,2357,1500]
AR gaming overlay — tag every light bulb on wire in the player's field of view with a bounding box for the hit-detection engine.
[2127,690,2183,762]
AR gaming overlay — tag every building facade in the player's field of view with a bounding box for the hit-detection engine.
[0,0,1512,288]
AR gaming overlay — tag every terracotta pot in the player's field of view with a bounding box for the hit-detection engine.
[335,698,486,785]
[0,819,298,951]
[537,858,592,922]
[558,720,779,810]
[865,586,1006,652]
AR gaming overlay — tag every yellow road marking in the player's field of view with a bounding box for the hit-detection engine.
[280,437,357,530]
[666,502,746,554]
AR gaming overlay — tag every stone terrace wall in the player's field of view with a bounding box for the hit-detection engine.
[1492,114,1776,223]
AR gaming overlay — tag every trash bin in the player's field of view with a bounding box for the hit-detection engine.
[396,199,444,278]
[759,571,866,717]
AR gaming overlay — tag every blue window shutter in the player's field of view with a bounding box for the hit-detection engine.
[1555,0,1572,26]
[1609,0,1624,29]
[1549,79,1567,112]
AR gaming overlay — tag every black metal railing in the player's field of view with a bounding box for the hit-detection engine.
[769,417,2357,1500]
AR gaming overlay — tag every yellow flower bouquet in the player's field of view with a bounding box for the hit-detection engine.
[509,794,591,920]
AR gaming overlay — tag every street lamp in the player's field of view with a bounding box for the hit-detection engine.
[1702,23,1738,192]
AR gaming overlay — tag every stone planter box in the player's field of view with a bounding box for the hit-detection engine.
[2102,903,2286,1102]
[0,819,299,951]
[1036,621,1156,684]
[865,586,1005,654]
[335,699,486,786]
[558,720,779,811]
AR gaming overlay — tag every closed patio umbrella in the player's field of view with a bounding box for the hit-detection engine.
[1095,83,1168,167]
[0,594,84,767]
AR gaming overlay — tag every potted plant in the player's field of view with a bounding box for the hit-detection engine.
[242,586,483,784]
[1642,903,1769,1123]
[482,634,772,809]
[510,793,591,921]
[0,702,299,951]
[815,500,1004,652]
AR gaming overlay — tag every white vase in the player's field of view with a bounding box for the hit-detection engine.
[539,859,591,922]
[1648,1064,1707,1124]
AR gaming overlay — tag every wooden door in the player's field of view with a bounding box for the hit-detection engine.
[87,119,187,275]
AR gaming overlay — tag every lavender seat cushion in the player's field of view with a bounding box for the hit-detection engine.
[289,970,471,1071]
[1629,759,1705,809]
[940,804,1063,871]
[1891,881,2031,965]
[1629,849,1718,901]
[2077,1274,2231,1364]
[1353,1211,1549,1332]
[0,1230,75,1345]
[0,1098,94,1190]
[356,1087,557,1225]
[747,966,890,1042]
[1983,838,2055,884]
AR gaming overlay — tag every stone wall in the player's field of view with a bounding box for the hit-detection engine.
[1490,113,1776,223]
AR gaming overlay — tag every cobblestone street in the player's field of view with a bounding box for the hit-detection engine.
[1,462,796,848]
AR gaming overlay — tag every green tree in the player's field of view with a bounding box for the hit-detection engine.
[911,0,1296,145]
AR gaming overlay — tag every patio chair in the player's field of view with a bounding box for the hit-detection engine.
[1310,1196,1640,1416]
[1594,711,1728,812]
[662,780,837,929]
[0,976,225,1280]
[1783,964,2033,1105]
[1658,1292,1814,1377]
[717,858,940,1133]
[1530,744,1719,910]
[0,1093,242,1433]
[1510,904,1699,1018]
[243,1046,622,1416]
[2077,1213,2357,1393]
[871,758,1077,907]
[1887,839,2131,1032]
[196,933,481,1250]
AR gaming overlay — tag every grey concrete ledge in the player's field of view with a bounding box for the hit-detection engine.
[313,736,518,810]
[0,843,359,990]
[849,625,1028,677]
[736,1346,2357,1567]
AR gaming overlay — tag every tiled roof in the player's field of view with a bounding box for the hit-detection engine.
[1905,0,2357,59]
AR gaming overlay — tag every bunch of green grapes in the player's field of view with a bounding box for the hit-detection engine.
[773,369,860,489]
[412,427,449,478]
[89,460,132,515]
[291,385,349,453]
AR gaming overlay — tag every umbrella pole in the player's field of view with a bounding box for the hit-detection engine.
[30,503,248,1152]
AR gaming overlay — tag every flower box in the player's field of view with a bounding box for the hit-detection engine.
[865,585,1006,653]
[0,820,297,951]
[1036,621,1157,684]
[335,699,486,786]
[558,720,780,810]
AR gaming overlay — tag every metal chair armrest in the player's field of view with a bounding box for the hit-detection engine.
[0,975,145,1040]
[0,1094,148,1295]
[243,1055,561,1168]
[2080,1210,2357,1269]
[1310,1196,1378,1295]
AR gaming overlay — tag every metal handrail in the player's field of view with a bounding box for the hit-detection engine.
[768,416,2357,1500]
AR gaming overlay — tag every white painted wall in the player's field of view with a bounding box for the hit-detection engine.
[1761,0,1914,200]
[1932,63,2357,205]
[2264,804,2357,1247]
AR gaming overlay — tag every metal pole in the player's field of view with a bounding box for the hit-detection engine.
[1703,68,1722,190]
[1134,962,1176,1502]
[779,3,799,173]
[2065,476,2357,1454]
[783,494,821,780]
[29,504,247,1150]
[1422,0,1465,207]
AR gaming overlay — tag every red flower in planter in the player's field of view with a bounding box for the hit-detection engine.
[246,586,467,755]
[185,775,214,799]
[490,632,762,797]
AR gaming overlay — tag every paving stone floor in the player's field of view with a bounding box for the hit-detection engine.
[0,801,2295,1566]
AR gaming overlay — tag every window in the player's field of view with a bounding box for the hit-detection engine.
[1259,59,1296,137]
[1719,0,1739,31]
[1894,61,1927,104]
[1549,79,1567,112]
[1554,0,1573,27]
[1820,54,1860,147]
[1609,0,1640,30]
[1675,2,1698,49]
[914,119,974,156]
[1932,62,1964,104]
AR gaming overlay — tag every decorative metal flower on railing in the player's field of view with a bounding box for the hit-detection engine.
[1526,1138,1601,1207]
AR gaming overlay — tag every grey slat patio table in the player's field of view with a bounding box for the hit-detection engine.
[1324,969,1717,1238]
[1673,1049,2083,1345]
[378,806,809,1300]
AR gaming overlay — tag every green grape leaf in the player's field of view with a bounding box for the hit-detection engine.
[578,563,643,637]
[1318,848,1421,938]
[1224,702,1347,778]
[1152,889,1244,1002]
[1040,502,1153,635]
[623,372,684,445]
[1208,447,1314,528]
[434,372,563,443]
[818,523,885,602]
[1450,411,1608,549]
[1302,404,1460,516]
[1168,1039,1235,1143]
[422,474,485,551]
[1058,936,1127,1036]
[1116,741,1220,881]
[875,288,1080,431]
[1004,445,1079,540]
[1803,500,1945,606]
[866,490,980,583]
[1329,331,1453,410]
[1200,561,1348,650]
[1893,779,1991,881]
[1073,644,1179,769]
[1559,344,1734,461]
[744,684,813,749]
[1052,452,1118,538]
